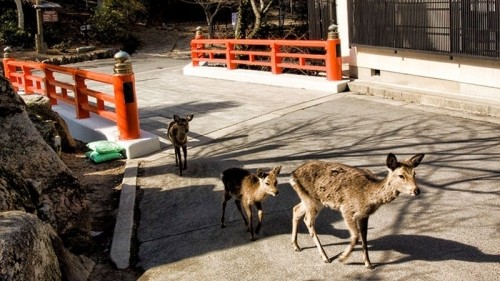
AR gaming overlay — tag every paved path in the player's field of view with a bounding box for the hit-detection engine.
[72,57,500,280]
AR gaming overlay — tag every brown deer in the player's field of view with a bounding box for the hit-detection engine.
[290,153,425,269]
[221,166,282,241]
[167,114,193,176]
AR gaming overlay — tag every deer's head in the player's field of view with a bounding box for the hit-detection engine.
[386,153,425,196]
[171,114,194,142]
[257,166,282,196]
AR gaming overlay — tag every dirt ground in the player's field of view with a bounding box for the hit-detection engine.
[52,24,201,281]
[61,146,141,280]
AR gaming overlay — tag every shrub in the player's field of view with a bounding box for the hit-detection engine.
[1,27,33,49]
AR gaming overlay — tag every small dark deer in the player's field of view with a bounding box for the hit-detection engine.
[290,153,424,269]
[221,166,282,241]
[167,114,193,176]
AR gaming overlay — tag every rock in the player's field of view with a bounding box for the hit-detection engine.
[0,76,91,252]
[0,211,95,281]
[21,94,76,153]
[0,211,61,281]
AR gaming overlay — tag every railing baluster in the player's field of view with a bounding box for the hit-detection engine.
[74,74,90,119]
[271,42,282,74]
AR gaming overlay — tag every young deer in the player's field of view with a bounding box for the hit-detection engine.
[221,166,282,241]
[290,153,424,269]
[167,114,193,176]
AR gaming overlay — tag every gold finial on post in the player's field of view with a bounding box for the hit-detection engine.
[3,46,12,59]
[113,50,132,74]
[195,26,203,38]
[328,24,339,40]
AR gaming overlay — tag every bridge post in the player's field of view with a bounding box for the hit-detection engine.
[113,51,140,140]
[2,47,14,81]
[192,26,205,66]
[325,24,342,81]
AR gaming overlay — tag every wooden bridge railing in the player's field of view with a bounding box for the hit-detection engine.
[2,48,140,140]
[190,26,343,81]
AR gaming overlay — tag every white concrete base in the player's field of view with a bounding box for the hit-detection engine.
[53,104,161,159]
[183,63,348,93]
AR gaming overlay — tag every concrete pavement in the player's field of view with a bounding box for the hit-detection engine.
[69,56,500,280]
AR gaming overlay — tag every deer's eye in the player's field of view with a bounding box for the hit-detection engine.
[399,175,405,180]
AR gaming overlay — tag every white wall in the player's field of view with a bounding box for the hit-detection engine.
[336,0,351,60]
[350,46,500,101]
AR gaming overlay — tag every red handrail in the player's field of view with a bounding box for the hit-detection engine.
[2,54,140,140]
[190,37,342,81]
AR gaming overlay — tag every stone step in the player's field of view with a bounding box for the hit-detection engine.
[348,80,500,118]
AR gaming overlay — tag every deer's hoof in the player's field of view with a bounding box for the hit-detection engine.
[365,263,375,270]
[221,224,225,229]
[337,255,347,263]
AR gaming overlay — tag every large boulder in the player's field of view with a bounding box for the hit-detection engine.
[21,94,76,154]
[0,75,91,251]
[0,211,61,281]
[0,211,95,281]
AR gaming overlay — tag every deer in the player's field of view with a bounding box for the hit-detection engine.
[221,166,282,241]
[289,153,425,269]
[167,114,193,176]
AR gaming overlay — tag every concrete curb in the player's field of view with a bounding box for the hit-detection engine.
[110,159,138,269]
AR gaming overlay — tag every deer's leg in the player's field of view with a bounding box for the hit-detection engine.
[234,199,248,228]
[254,202,263,234]
[291,202,306,252]
[358,217,374,269]
[173,146,180,166]
[338,213,360,264]
[242,203,255,241]
[221,192,231,228]
[304,205,330,263]
[182,145,187,170]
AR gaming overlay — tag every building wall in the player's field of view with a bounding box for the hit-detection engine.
[349,47,500,101]
[338,0,500,102]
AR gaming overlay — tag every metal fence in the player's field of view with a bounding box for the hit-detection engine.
[349,0,500,59]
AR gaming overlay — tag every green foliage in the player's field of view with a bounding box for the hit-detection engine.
[89,0,146,44]
[90,8,128,43]
[1,28,33,49]
[0,7,32,48]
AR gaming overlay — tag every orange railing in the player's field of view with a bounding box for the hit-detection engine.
[2,50,140,140]
[190,35,342,81]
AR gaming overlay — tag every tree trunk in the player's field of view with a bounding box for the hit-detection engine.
[14,0,24,30]
[234,0,250,39]
[247,0,274,39]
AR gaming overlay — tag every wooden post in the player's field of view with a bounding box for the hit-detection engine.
[271,42,282,74]
[2,47,14,84]
[113,51,140,140]
[34,0,46,54]
[192,26,205,67]
[226,42,236,69]
[325,24,342,81]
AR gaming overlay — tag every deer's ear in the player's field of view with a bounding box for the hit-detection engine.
[186,114,194,122]
[409,154,425,168]
[173,115,180,122]
[257,168,265,178]
[273,165,282,175]
[386,153,398,171]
